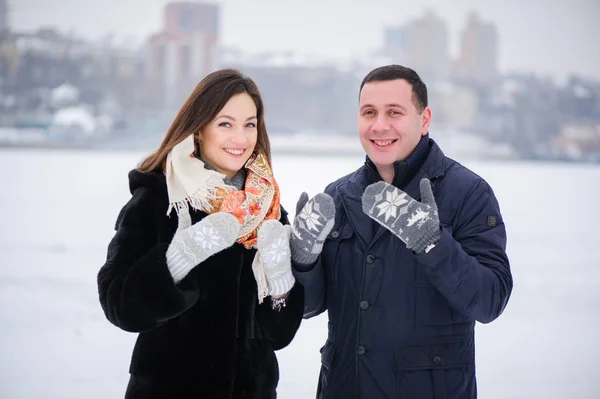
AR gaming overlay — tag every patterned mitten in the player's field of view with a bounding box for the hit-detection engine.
[362,178,441,254]
[256,220,296,296]
[166,210,240,283]
[290,192,336,265]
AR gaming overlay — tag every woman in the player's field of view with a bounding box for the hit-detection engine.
[97,69,304,398]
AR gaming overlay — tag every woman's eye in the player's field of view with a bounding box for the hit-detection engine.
[219,122,231,128]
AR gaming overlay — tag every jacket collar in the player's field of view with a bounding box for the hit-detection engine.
[364,133,432,190]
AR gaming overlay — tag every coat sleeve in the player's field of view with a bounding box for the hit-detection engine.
[255,205,305,350]
[292,258,327,319]
[415,179,513,324]
[97,187,200,333]
[255,282,305,350]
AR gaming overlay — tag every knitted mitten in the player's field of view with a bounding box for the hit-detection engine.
[290,192,336,265]
[256,220,296,296]
[166,210,240,283]
[362,178,441,254]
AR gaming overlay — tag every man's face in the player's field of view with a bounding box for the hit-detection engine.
[358,79,431,170]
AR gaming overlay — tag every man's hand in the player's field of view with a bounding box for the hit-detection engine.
[362,178,441,254]
[289,192,335,265]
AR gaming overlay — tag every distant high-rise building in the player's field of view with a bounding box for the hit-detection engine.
[383,26,408,63]
[164,2,219,37]
[384,11,450,83]
[456,12,499,84]
[404,11,451,83]
[146,2,220,106]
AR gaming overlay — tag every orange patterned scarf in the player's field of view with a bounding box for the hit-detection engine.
[210,153,280,301]
[206,152,281,249]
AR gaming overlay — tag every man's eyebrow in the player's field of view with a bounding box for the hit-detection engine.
[359,103,407,110]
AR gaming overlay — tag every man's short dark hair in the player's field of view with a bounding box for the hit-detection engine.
[359,65,428,113]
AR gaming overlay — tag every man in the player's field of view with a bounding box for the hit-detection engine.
[288,65,513,398]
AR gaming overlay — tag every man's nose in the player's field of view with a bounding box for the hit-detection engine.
[371,116,390,132]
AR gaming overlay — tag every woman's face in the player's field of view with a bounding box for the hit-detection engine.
[199,93,258,179]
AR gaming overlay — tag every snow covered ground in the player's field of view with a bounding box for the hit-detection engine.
[0,148,599,398]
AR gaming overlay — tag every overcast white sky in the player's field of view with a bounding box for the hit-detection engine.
[9,0,600,81]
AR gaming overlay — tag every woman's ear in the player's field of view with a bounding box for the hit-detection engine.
[194,133,202,157]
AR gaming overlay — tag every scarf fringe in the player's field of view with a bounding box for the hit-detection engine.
[166,172,230,216]
[252,252,269,304]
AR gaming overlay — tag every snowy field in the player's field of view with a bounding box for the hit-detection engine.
[0,148,599,399]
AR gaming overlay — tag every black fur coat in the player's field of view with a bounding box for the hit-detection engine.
[97,169,304,399]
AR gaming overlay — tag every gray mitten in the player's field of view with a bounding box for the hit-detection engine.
[256,220,295,296]
[362,178,441,254]
[166,210,240,283]
[290,192,336,265]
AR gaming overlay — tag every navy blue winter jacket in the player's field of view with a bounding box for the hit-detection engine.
[294,138,512,399]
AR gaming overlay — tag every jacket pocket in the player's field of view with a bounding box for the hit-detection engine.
[317,340,337,398]
[395,338,474,399]
[324,223,354,246]
[323,223,354,289]
[320,339,336,370]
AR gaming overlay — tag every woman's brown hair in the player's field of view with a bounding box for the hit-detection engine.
[138,69,271,173]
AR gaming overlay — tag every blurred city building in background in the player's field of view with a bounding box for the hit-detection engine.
[0,0,599,162]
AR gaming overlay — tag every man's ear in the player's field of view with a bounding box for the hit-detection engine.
[421,107,432,135]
